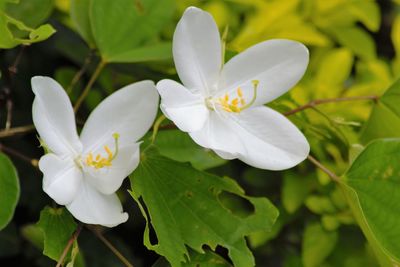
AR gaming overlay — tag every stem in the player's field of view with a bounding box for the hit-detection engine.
[284,95,379,116]
[5,99,12,130]
[56,224,83,267]
[151,115,166,143]
[0,143,38,167]
[0,125,35,138]
[89,226,134,267]
[67,50,94,94]
[73,60,106,113]
[307,155,340,183]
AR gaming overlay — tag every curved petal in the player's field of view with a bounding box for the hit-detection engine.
[189,112,246,157]
[84,143,140,195]
[157,79,209,132]
[80,80,159,154]
[173,6,221,95]
[32,76,82,156]
[66,180,128,227]
[218,39,309,105]
[39,153,82,205]
[228,106,310,170]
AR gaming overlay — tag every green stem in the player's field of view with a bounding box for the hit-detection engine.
[74,60,106,113]
[151,115,166,143]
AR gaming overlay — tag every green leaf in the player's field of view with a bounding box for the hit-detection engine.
[154,129,226,170]
[329,26,376,60]
[347,0,380,32]
[70,0,95,47]
[37,207,77,261]
[342,139,400,264]
[130,148,278,267]
[0,10,55,49]
[361,78,400,143]
[5,0,54,28]
[152,249,232,267]
[90,0,175,62]
[0,153,19,231]
[107,42,172,63]
[282,172,314,213]
[302,222,338,267]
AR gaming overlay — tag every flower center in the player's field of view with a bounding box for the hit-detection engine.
[206,80,259,113]
[85,133,120,169]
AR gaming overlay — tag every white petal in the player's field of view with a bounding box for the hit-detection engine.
[157,79,209,132]
[32,76,82,156]
[219,39,309,105]
[84,143,140,195]
[80,80,159,154]
[66,180,128,227]
[228,106,310,170]
[189,112,245,156]
[39,153,82,205]
[173,6,221,94]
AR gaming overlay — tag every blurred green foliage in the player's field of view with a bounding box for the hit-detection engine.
[1,0,400,266]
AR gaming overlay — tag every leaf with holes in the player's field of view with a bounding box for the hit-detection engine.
[129,148,278,267]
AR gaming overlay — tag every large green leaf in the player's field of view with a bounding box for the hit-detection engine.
[130,148,278,267]
[37,207,77,261]
[361,78,400,143]
[154,129,226,170]
[70,0,95,47]
[90,0,174,62]
[153,249,232,267]
[0,153,19,231]
[342,139,400,265]
[5,0,54,28]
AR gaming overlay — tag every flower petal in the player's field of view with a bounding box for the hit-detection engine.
[219,39,309,105]
[228,106,310,170]
[189,112,245,157]
[173,6,221,94]
[32,76,82,156]
[66,180,128,227]
[157,79,209,132]
[80,80,159,154]
[38,153,82,205]
[84,143,140,195]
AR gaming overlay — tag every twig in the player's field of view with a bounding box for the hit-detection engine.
[5,92,12,130]
[307,155,340,183]
[0,143,38,167]
[74,60,106,113]
[284,95,379,116]
[56,224,83,267]
[0,125,35,138]
[88,226,134,267]
[67,50,94,94]
[8,45,26,76]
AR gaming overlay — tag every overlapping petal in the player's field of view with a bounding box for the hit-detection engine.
[84,143,140,195]
[189,112,246,156]
[173,6,221,94]
[218,39,309,105]
[66,180,128,227]
[227,106,310,170]
[32,76,82,156]
[39,153,82,205]
[157,79,209,132]
[80,80,159,155]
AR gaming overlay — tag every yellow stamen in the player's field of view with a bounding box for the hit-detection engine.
[217,80,259,113]
[85,133,120,169]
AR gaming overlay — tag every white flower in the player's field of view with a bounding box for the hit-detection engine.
[32,77,159,227]
[156,7,310,170]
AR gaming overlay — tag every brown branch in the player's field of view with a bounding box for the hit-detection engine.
[8,45,26,76]
[284,95,379,116]
[67,50,94,94]
[0,143,38,167]
[87,226,134,267]
[56,224,83,267]
[307,155,340,183]
[0,125,35,138]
